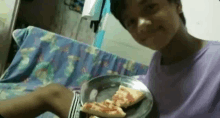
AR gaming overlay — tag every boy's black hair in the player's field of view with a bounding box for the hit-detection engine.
[110,0,186,28]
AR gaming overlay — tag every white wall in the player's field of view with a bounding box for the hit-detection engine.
[101,14,155,65]
[182,0,220,41]
[101,0,220,66]
[0,0,18,75]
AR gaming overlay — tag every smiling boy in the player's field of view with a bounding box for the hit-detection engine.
[0,0,219,118]
[110,0,219,117]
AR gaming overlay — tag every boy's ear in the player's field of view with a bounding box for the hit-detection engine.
[176,3,183,14]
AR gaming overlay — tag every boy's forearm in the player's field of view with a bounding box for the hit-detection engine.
[0,89,48,118]
[0,84,74,118]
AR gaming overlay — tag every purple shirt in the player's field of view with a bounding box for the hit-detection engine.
[138,41,220,118]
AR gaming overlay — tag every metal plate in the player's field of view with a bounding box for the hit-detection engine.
[80,75,153,118]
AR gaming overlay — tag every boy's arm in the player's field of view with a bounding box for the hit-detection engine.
[0,83,74,118]
[0,88,48,118]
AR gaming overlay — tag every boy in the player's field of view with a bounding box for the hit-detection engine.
[1,0,219,118]
[110,0,219,117]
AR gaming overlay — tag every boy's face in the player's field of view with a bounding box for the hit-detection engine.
[122,0,182,50]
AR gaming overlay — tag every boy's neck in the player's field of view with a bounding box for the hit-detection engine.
[159,25,208,65]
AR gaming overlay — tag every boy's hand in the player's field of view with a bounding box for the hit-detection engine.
[38,83,75,118]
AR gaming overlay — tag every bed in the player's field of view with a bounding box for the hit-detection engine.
[0,26,148,118]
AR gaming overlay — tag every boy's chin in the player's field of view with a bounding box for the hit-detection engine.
[140,37,172,51]
[139,41,167,51]
[146,45,163,51]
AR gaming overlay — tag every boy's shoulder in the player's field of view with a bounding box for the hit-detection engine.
[207,41,220,52]
[209,41,220,46]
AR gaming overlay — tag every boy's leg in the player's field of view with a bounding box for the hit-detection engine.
[0,83,74,118]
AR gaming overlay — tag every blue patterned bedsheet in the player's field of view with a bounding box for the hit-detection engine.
[0,26,148,118]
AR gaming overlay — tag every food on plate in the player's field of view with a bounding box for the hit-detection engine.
[81,99,126,118]
[112,85,145,108]
[81,85,146,117]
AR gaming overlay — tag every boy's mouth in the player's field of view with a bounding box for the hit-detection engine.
[148,25,163,33]
[140,30,158,41]
[140,28,163,42]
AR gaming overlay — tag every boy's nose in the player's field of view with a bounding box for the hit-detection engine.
[138,18,152,34]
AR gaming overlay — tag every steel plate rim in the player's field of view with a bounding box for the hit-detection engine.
[80,75,131,104]
[80,74,154,118]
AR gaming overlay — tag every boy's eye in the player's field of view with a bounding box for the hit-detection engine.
[142,4,158,13]
[148,4,156,10]
[125,19,136,28]
[129,19,136,25]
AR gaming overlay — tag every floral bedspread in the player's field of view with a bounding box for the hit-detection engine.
[0,26,148,118]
